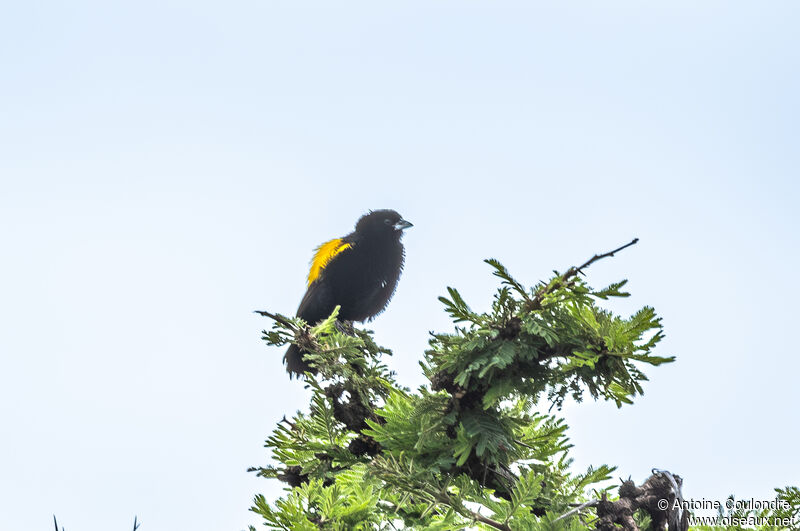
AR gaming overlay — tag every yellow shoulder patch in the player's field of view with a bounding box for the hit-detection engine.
[307,238,352,286]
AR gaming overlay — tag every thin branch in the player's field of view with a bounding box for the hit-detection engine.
[254,310,298,331]
[471,511,513,531]
[514,438,535,450]
[529,238,639,310]
[571,238,640,277]
[433,493,512,531]
[554,499,599,522]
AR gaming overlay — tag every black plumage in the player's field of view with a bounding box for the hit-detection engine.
[284,209,412,376]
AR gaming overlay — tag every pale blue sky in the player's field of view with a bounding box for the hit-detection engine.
[1,2,798,530]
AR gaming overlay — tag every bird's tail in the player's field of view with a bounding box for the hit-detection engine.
[284,343,316,378]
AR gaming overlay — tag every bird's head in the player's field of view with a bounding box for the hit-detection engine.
[355,209,413,239]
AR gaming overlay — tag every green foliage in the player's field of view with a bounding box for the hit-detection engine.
[775,487,800,526]
[427,259,670,409]
[250,466,385,530]
[251,246,680,530]
[691,488,800,531]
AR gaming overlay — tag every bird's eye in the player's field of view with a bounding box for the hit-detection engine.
[384,219,391,225]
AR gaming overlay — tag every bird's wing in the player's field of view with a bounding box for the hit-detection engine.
[307,238,353,286]
[296,278,333,324]
[363,260,402,320]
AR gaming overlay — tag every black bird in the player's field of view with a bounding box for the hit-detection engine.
[284,209,413,376]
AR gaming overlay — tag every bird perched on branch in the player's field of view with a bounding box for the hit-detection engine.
[284,209,413,377]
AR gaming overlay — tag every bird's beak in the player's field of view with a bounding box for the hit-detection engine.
[394,219,413,231]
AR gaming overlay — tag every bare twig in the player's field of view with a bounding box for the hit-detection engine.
[433,493,512,531]
[279,415,297,430]
[529,238,639,310]
[52,515,139,531]
[514,438,535,450]
[554,499,599,522]
[471,511,513,531]
[53,514,140,531]
[254,310,298,331]
[571,238,640,277]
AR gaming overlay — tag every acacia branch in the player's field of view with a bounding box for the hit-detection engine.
[254,310,298,331]
[528,238,639,310]
[471,512,512,531]
[434,493,512,531]
[571,237,640,277]
[554,499,599,522]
